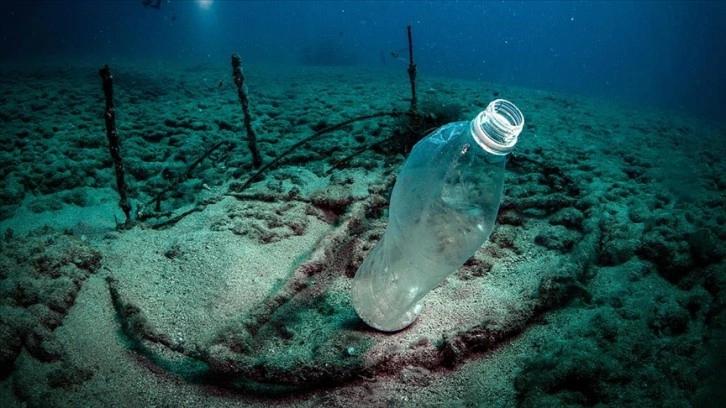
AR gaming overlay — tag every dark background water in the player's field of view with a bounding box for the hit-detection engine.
[2,1,724,119]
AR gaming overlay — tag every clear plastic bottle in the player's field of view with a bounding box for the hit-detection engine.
[351,99,524,332]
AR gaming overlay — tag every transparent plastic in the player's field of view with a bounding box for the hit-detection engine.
[351,99,524,332]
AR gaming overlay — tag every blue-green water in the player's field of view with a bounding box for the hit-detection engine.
[2,1,724,119]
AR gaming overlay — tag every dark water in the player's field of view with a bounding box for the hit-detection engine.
[2,1,724,119]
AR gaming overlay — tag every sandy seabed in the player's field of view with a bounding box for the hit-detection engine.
[0,60,725,407]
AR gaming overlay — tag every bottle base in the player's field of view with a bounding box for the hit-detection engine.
[352,295,423,332]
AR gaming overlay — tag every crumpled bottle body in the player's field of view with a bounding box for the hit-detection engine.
[351,121,507,332]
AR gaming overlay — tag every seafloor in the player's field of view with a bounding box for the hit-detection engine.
[0,61,724,407]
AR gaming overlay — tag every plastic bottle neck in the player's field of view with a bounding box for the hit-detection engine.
[470,99,524,156]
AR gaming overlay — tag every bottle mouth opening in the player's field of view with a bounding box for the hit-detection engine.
[470,99,524,155]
